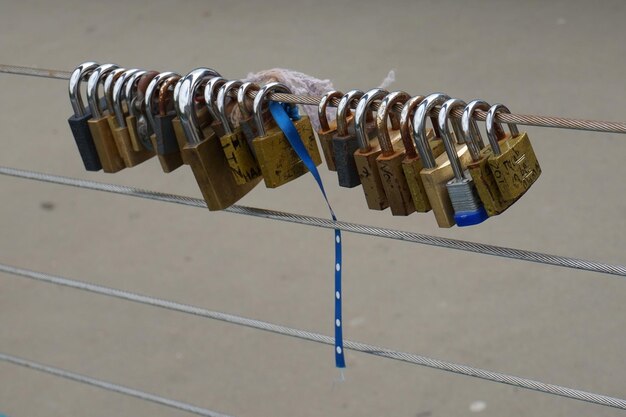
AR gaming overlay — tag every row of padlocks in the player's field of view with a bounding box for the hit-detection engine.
[68,62,541,228]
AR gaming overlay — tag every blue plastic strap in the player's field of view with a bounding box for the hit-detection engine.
[269,101,345,368]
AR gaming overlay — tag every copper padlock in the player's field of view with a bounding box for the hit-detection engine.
[251,82,322,188]
[417,97,472,228]
[145,71,184,172]
[317,90,344,171]
[374,91,415,216]
[175,68,257,210]
[401,94,447,212]
[216,80,262,184]
[86,63,126,173]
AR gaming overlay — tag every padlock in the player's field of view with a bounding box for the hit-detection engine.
[317,90,344,171]
[204,76,229,138]
[145,72,184,172]
[68,61,102,171]
[86,63,127,173]
[332,89,363,188]
[216,80,262,184]
[172,75,212,165]
[485,104,541,201]
[415,95,472,228]
[439,99,489,226]
[251,82,322,188]
[127,70,159,153]
[110,69,154,167]
[175,68,257,210]
[374,91,415,216]
[462,100,514,216]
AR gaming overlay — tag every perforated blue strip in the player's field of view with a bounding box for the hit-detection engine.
[269,101,345,368]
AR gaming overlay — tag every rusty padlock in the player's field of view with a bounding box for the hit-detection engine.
[145,71,184,172]
[68,61,102,171]
[175,68,257,210]
[374,91,415,216]
[317,90,344,171]
[216,80,262,185]
[461,100,514,216]
[86,63,127,173]
[251,82,322,188]
[417,97,472,228]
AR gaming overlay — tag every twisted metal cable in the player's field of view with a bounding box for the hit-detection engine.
[1,165,625,278]
[0,352,234,417]
[1,262,625,411]
[2,63,626,134]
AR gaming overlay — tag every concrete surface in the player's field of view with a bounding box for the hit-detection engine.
[0,0,625,416]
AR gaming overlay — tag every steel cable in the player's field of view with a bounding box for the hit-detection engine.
[1,262,625,411]
[0,352,234,417]
[2,63,626,134]
[1,165,625,278]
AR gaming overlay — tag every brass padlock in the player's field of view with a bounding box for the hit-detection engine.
[86,63,126,173]
[175,68,257,210]
[401,94,447,213]
[374,91,415,216]
[440,99,489,226]
[216,80,262,185]
[486,104,541,201]
[462,100,514,216]
[251,82,322,188]
[416,96,472,228]
[110,69,154,167]
[332,89,363,188]
[145,72,184,172]
[68,61,102,171]
[127,70,159,153]
[317,90,344,171]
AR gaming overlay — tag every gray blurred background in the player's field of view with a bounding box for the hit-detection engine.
[0,0,625,416]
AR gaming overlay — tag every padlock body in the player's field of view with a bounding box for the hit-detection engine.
[487,132,541,201]
[127,114,154,153]
[151,113,183,172]
[220,127,262,185]
[318,122,337,171]
[184,126,260,210]
[467,152,514,216]
[252,116,321,188]
[68,111,102,171]
[354,145,387,210]
[112,120,153,168]
[401,135,445,212]
[377,150,415,216]
[420,144,472,228]
[331,122,375,188]
[88,116,125,173]
[172,116,191,165]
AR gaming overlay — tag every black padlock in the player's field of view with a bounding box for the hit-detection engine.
[67,61,102,171]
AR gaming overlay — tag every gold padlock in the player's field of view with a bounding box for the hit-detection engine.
[110,70,154,167]
[416,96,472,228]
[374,91,416,216]
[401,94,447,212]
[251,82,322,188]
[486,104,541,201]
[317,90,344,171]
[145,72,184,173]
[86,63,126,173]
[216,80,262,185]
[175,68,257,210]
[462,100,514,216]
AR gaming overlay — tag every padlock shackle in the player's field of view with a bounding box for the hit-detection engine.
[336,89,363,137]
[157,74,181,117]
[174,68,222,145]
[355,88,388,151]
[132,71,159,118]
[399,95,426,159]
[237,82,260,119]
[69,61,99,117]
[122,70,148,119]
[144,71,178,131]
[104,68,128,118]
[87,64,119,119]
[112,69,144,128]
[438,98,468,181]
[413,92,450,169]
[486,104,519,156]
[318,90,343,132]
[376,91,410,156]
[216,80,243,135]
[462,100,505,161]
[252,82,292,138]
[204,76,228,121]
